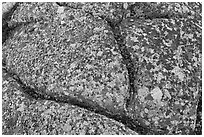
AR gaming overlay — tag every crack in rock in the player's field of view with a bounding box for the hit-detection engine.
[2,2,151,134]
[2,66,156,135]
[2,71,139,135]
[99,12,139,112]
[2,2,201,135]
[194,93,202,135]
[2,2,19,43]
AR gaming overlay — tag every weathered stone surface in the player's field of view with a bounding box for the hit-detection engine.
[126,2,201,20]
[2,2,202,135]
[2,2,16,15]
[3,2,129,113]
[123,16,201,134]
[2,71,138,135]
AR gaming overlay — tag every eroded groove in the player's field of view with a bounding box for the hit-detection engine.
[3,21,35,44]
[2,2,42,44]
[112,26,139,108]
[2,65,156,135]
[97,11,160,134]
[99,12,139,110]
[2,2,20,44]
[194,93,202,135]
[2,2,20,22]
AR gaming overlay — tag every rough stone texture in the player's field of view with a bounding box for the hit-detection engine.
[3,2,129,113]
[2,71,138,135]
[2,2,16,14]
[2,2,202,135]
[126,2,201,19]
[123,15,201,134]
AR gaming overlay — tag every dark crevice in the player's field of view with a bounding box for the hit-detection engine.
[2,2,152,134]
[2,2,20,22]
[3,2,201,135]
[56,2,65,7]
[98,12,158,134]
[3,21,34,44]
[56,2,83,9]
[99,13,139,110]
[2,2,20,44]
[194,93,202,135]
[2,66,156,135]
[2,2,34,44]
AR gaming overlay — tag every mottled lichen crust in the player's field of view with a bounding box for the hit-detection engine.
[3,2,129,113]
[2,72,138,135]
[123,16,201,134]
[125,2,201,20]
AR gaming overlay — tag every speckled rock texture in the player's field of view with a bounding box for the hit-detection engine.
[3,2,129,113]
[121,2,201,134]
[123,17,201,134]
[2,2,202,135]
[2,71,137,135]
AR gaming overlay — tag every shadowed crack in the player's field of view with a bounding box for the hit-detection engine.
[3,21,34,43]
[194,93,202,135]
[2,2,201,135]
[1,2,155,135]
[2,2,36,44]
[2,2,20,43]
[2,2,19,22]
[99,10,139,111]
[2,65,157,135]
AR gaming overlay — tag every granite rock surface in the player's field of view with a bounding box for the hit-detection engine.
[2,2,202,135]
